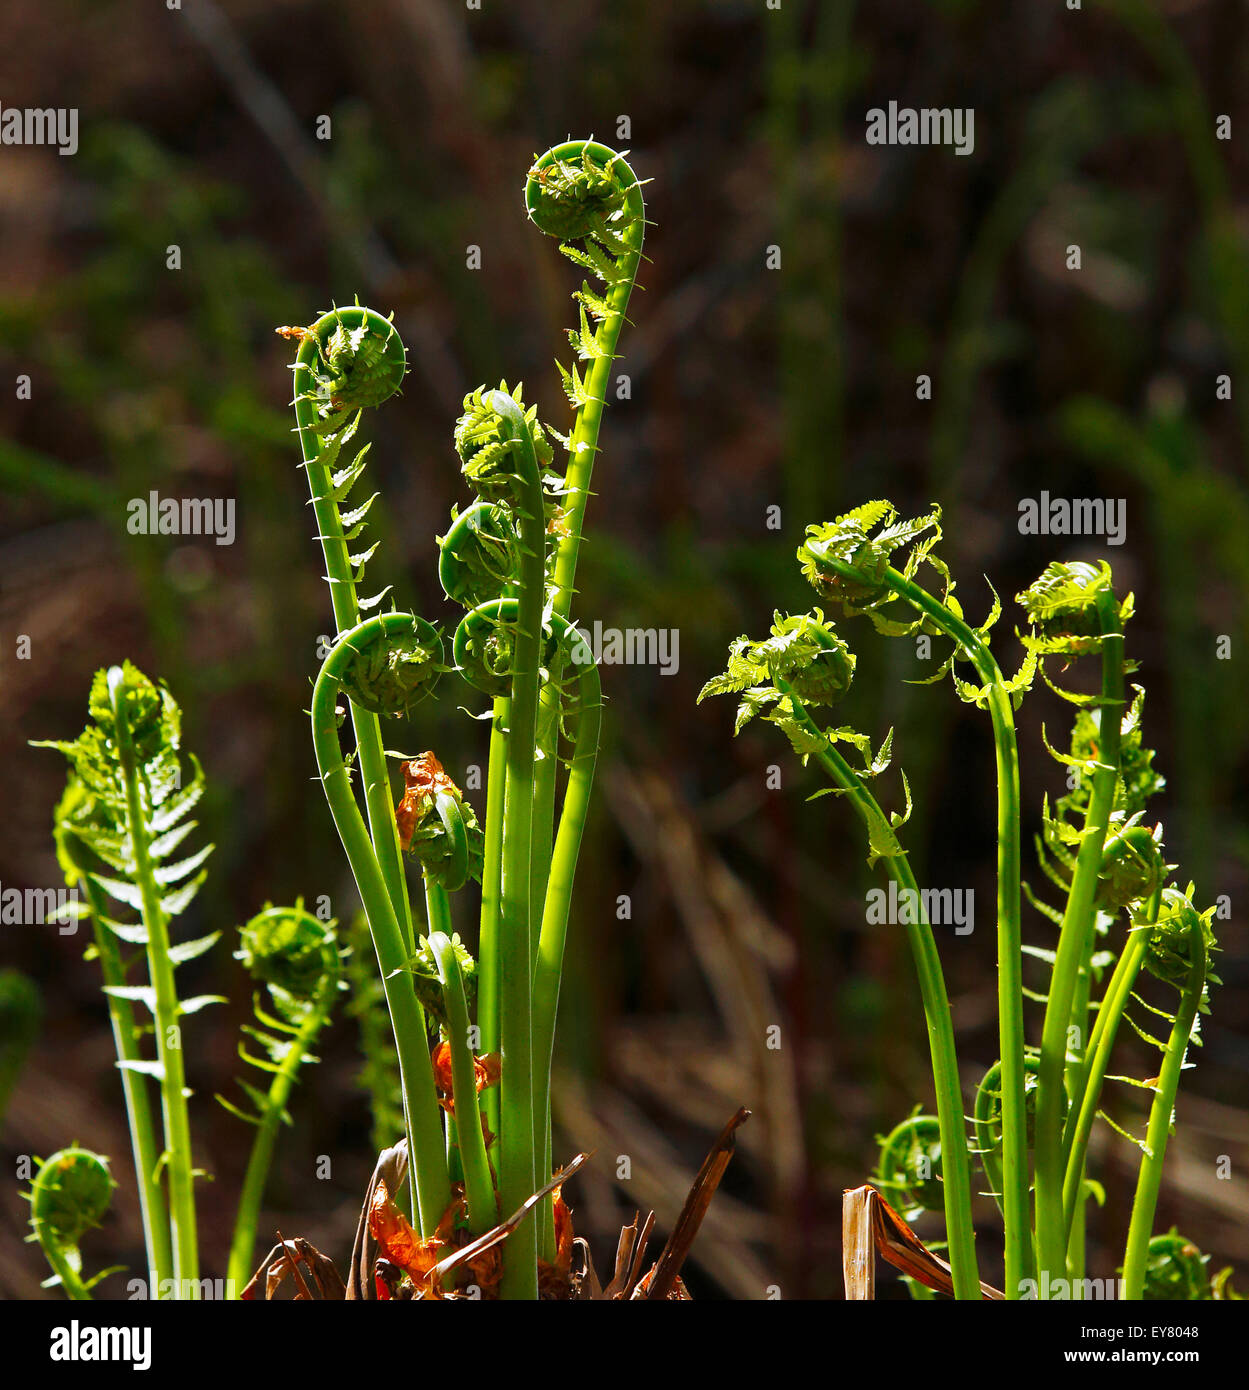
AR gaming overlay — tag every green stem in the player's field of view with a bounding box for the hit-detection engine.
[68,853,172,1295]
[1034,595,1124,1288]
[490,397,547,1301]
[972,1062,1006,1220]
[225,977,335,1293]
[531,621,603,1261]
[478,700,508,1140]
[310,615,450,1234]
[430,932,496,1235]
[775,674,981,1300]
[1120,917,1208,1299]
[812,558,1030,1295]
[1061,923,1151,1244]
[39,1243,92,1301]
[107,668,198,1296]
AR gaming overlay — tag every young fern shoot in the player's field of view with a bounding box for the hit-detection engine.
[280,138,645,1299]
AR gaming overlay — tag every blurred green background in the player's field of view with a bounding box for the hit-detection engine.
[0,0,1245,1298]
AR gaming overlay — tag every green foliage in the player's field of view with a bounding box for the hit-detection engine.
[799,500,950,631]
[1145,887,1219,999]
[1134,1231,1241,1301]
[454,382,555,504]
[35,663,215,989]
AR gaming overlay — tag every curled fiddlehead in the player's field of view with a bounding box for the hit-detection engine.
[223,904,343,1293]
[875,1112,944,1219]
[331,614,446,720]
[438,501,522,610]
[27,1147,118,1299]
[454,382,557,508]
[1132,1230,1241,1301]
[394,752,484,894]
[286,303,418,1007]
[524,141,646,618]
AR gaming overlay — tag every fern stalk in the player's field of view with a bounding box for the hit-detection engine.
[225,970,337,1291]
[1033,593,1124,1288]
[774,673,981,1299]
[309,616,450,1233]
[61,835,172,1294]
[106,668,199,1293]
[1120,914,1209,1298]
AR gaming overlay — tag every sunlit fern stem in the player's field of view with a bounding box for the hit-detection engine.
[1060,897,1157,1248]
[531,620,603,1261]
[809,556,1030,1296]
[1034,592,1124,1290]
[430,932,496,1235]
[773,671,981,1300]
[107,667,199,1295]
[225,971,337,1293]
[1120,914,1208,1299]
[491,396,547,1300]
[477,700,508,1140]
[62,841,172,1295]
[39,1241,91,1301]
[422,877,462,1184]
[292,312,416,957]
[309,616,450,1234]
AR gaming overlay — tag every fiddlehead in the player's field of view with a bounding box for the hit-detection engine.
[1132,1230,1241,1301]
[438,502,521,611]
[285,304,417,985]
[798,504,1032,1295]
[1017,561,1133,1287]
[27,1147,118,1300]
[875,1112,945,1218]
[223,904,343,1292]
[394,753,485,896]
[524,140,646,621]
[34,663,219,1295]
[700,609,981,1299]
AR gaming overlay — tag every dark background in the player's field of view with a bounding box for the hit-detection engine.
[1,0,1245,1299]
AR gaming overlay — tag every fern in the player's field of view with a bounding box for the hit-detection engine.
[34,662,217,1294]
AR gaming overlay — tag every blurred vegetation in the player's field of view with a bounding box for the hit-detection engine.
[0,0,1245,1298]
